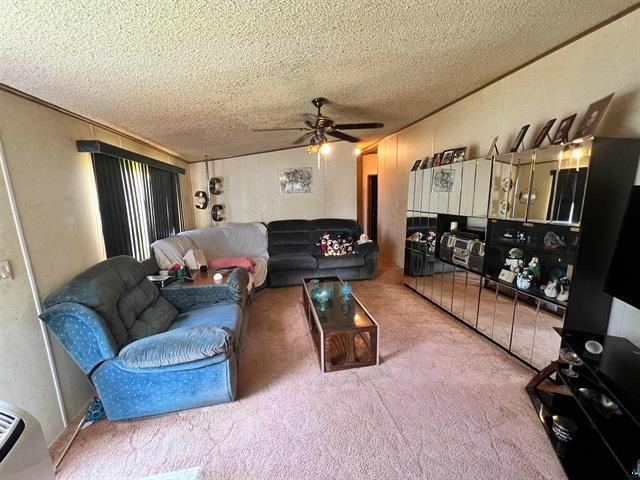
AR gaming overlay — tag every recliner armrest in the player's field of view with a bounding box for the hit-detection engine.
[118,325,234,369]
[39,302,119,374]
[354,242,379,258]
[161,267,250,312]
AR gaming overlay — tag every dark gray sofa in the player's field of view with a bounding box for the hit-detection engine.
[267,219,379,287]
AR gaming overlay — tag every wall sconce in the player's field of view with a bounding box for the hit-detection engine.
[209,177,223,195]
[211,204,225,222]
[194,191,209,209]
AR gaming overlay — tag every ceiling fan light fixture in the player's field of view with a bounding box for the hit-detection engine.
[320,143,331,155]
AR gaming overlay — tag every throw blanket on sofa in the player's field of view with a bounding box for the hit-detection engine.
[152,223,268,287]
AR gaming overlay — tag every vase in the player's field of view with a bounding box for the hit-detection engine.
[516,276,531,290]
[340,281,352,299]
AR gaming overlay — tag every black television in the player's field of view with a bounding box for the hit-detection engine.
[604,185,640,308]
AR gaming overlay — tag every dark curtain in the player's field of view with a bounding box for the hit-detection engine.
[93,153,183,260]
[93,153,133,257]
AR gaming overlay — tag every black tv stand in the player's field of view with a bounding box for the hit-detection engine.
[526,329,640,479]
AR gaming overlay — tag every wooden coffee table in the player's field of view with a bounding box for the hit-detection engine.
[302,277,379,373]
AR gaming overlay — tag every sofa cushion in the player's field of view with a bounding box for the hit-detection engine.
[170,303,244,351]
[117,278,177,341]
[309,219,361,242]
[119,325,234,368]
[316,254,365,270]
[268,254,318,272]
[42,256,176,348]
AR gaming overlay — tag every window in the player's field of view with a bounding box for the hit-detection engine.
[92,153,184,260]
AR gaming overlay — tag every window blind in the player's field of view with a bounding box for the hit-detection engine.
[92,153,183,260]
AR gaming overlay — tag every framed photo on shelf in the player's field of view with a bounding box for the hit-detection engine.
[441,149,454,165]
[498,269,516,284]
[575,93,615,139]
[510,124,530,152]
[433,152,442,167]
[551,114,577,144]
[424,156,434,168]
[487,135,499,156]
[452,147,467,163]
[410,159,422,171]
[532,119,556,148]
[419,157,430,169]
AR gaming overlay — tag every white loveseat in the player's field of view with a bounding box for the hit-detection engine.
[151,223,269,288]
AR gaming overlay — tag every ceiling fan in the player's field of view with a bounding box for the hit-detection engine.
[254,97,384,151]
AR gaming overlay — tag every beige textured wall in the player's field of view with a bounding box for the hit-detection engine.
[374,10,640,345]
[189,142,358,227]
[0,90,193,443]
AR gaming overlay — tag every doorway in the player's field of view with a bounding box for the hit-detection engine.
[367,175,378,241]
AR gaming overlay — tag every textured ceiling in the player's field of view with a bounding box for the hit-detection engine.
[0,1,636,161]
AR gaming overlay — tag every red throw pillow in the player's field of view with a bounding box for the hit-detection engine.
[208,256,256,273]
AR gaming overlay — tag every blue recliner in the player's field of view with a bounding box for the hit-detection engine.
[39,256,250,421]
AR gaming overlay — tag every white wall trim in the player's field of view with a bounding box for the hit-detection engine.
[0,133,68,427]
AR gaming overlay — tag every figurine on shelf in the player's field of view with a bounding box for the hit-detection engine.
[543,279,560,298]
[516,271,532,290]
[426,230,437,253]
[526,256,542,282]
[504,248,525,274]
[557,276,571,302]
[407,232,423,241]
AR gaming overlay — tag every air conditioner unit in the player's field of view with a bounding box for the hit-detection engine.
[0,400,55,480]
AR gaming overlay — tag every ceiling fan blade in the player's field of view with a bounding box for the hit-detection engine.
[253,127,308,132]
[292,133,314,144]
[304,120,315,129]
[332,122,384,130]
[327,130,360,143]
[304,113,319,124]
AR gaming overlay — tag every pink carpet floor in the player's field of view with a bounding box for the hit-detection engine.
[51,261,565,480]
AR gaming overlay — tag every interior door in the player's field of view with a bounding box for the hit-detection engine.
[368,175,378,241]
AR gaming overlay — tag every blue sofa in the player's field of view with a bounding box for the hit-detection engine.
[39,255,250,421]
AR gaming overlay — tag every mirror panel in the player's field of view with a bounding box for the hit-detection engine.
[527,145,562,223]
[451,267,467,318]
[549,140,592,225]
[473,157,492,217]
[420,168,433,212]
[477,279,497,336]
[432,164,451,213]
[463,272,481,327]
[431,259,444,305]
[448,162,463,214]
[460,159,476,216]
[510,151,534,220]
[440,262,455,312]
[430,166,440,213]
[532,301,565,370]
[403,247,417,289]
[492,284,516,348]
[414,168,424,213]
[489,153,514,218]
[422,254,435,299]
[407,169,416,212]
[511,292,539,363]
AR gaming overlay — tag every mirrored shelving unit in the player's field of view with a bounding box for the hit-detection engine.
[403,137,640,372]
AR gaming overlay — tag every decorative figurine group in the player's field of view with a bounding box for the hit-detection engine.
[503,248,570,301]
[317,232,354,256]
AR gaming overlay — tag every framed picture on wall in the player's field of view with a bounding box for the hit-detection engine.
[532,119,557,148]
[575,93,615,139]
[433,152,442,167]
[279,167,312,193]
[551,114,577,144]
